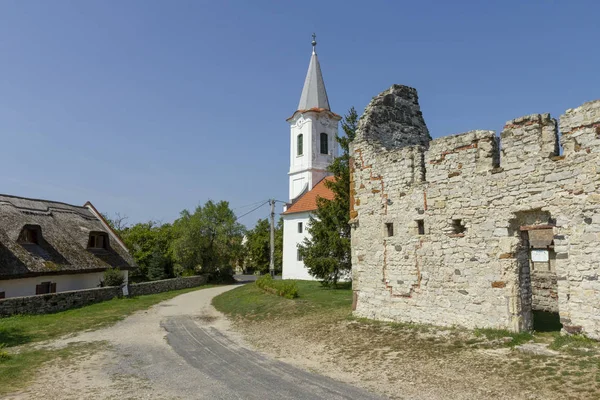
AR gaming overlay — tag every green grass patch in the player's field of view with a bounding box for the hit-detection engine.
[213,280,351,320]
[0,342,105,395]
[549,333,597,352]
[0,285,213,348]
[474,328,533,347]
[255,274,299,299]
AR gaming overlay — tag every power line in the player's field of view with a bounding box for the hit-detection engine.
[233,199,269,211]
[236,201,269,220]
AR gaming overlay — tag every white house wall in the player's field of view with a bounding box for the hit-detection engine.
[0,270,128,298]
[282,212,317,281]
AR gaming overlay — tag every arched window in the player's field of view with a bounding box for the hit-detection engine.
[320,132,328,155]
[297,134,303,156]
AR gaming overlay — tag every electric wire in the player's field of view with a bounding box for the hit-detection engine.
[235,201,269,220]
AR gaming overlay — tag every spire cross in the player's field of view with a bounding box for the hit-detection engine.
[311,33,317,54]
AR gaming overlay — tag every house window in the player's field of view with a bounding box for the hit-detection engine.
[416,220,425,235]
[0,291,5,299]
[297,134,304,156]
[36,281,56,295]
[298,222,303,233]
[385,223,394,237]
[18,227,39,244]
[297,249,303,262]
[320,132,328,154]
[88,232,108,249]
[452,219,466,234]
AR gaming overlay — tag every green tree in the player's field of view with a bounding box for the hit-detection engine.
[171,200,245,281]
[120,221,175,282]
[298,107,358,286]
[244,218,283,274]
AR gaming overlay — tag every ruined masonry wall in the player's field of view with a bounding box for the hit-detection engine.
[351,95,600,338]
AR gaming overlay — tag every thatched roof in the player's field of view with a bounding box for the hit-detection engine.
[0,194,135,279]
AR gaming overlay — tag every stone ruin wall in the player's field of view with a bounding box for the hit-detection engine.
[350,85,600,338]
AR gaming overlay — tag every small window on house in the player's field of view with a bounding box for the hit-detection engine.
[385,223,394,237]
[0,291,5,299]
[35,281,56,295]
[298,222,303,233]
[297,134,304,156]
[452,219,466,234]
[18,226,40,244]
[297,249,303,262]
[416,220,425,235]
[320,132,328,154]
[88,232,108,249]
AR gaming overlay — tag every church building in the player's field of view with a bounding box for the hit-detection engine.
[281,36,341,280]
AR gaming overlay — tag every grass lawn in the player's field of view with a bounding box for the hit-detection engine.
[0,284,212,395]
[212,280,351,320]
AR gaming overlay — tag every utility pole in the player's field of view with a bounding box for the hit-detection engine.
[269,199,275,277]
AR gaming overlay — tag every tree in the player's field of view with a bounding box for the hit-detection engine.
[171,200,245,281]
[120,221,175,282]
[244,218,283,274]
[298,107,358,286]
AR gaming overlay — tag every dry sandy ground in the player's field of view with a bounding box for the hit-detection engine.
[231,312,600,400]
[3,286,379,400]
[6,285,598,400]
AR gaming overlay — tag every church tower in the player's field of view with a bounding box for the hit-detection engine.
[286,34,341,201]
[281,35,340,281]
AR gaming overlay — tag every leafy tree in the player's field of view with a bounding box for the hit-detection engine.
[171,200,245,281]
[298,107,358,286]
[120,221,175,282]
[244,218,283,274]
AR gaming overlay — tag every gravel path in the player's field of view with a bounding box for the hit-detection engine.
[5,285,381,400]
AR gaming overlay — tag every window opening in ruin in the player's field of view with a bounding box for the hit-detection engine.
[416,220,425,235]
[385,223,394,237]
[297,249,303,262]
[298,222,303,233]
[533,310,562,332]
[36,281,56,295]
[320,132,328,154]
[452,219,466,234]
[297,134,304,156]
[88,232,108,249]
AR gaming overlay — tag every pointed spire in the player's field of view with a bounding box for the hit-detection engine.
[297,34,330,111]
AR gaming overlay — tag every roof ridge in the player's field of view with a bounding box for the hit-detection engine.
[0,193,88,209]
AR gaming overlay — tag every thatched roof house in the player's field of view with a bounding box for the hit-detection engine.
[0,194,135,298]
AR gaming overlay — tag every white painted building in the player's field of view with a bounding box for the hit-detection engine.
[282,36,340,280]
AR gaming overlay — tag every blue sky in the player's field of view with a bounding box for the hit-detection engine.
[1,1,599,227]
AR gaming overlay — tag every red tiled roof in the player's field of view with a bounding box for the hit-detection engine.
[283,176,335,215]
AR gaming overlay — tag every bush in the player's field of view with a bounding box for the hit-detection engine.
[255,274,298,299]
[103,267,125,287]
[0,344,10,362]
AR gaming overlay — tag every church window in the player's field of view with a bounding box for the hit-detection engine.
[320,132,328,154]
[298,222,303,233]
[297,134,303,156]
[297,249,303,262]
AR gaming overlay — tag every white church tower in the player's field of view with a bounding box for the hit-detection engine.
[282,35,341,280]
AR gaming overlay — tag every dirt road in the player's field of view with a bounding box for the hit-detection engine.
[5,285,381,400]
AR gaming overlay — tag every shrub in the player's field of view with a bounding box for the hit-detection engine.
[0,344,10,362]
[255,274,298,299]
[103,267,125,287]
